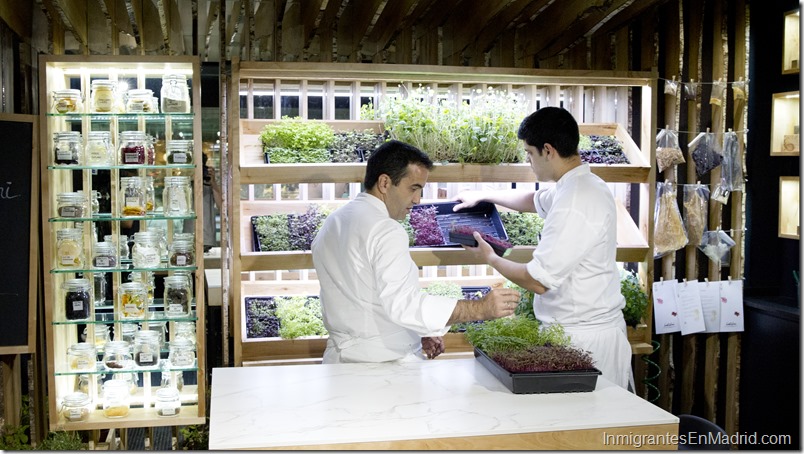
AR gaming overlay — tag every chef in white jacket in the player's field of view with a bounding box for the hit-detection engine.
[311,140,521,364]
[454,107,634,391]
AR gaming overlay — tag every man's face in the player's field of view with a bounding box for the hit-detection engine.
[383,164,429,220]
[525,143,551,181]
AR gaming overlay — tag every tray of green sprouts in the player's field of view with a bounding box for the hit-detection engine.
[464,316,600,394]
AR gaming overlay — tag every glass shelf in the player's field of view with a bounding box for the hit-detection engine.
[54,359,198,376]
[48,213,197,223]
[47,112,195,122]
[53,309,198,325]
[48,163,195,171]
[50,264,198,274]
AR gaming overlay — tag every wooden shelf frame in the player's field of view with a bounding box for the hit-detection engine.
[227,61,657,366]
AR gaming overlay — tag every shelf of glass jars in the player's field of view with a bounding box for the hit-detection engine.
[46,112,195,123]
[55,359,199,377]
[47,163,195,171]
[56,404,204,431]
[52,304,198,326]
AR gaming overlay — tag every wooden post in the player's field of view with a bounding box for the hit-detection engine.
[1,355,21,427]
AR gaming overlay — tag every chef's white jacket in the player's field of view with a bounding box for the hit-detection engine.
[529,164,634,390]
[311,192,456,363]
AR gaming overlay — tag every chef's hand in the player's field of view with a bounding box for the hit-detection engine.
[479,287,521,319]
[451,190,486,211]
[460,231,498,264]
[421,336,445,359]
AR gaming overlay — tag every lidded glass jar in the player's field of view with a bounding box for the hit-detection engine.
[118,323,139,344]
[67,342,96,372]
[56,228,85,269]
[102,340,132,370]
[61,392,92,422]
[83,324,110,350]
[51,89,83,113]
[119,281,147,319]
[163,176,192,216]
[105,234,130,260]
[168,338,195,368]
[120,176,146,216]
[146,320,168,350]
[119,131,148,165]
[133,329,161,368]
[155,387,181,417]
[173,322,196,346]
[85,131,114,166]
[63,278,91,320]
[125,89,155,113]
[93,272,107,306]
[161,74,191,113]
[102,379,130,418]
[132,231,161,268]
[56,191,87,218]
[166,140,193,164]
[92,241,117,268]
[164,275,191,317]
[144,176,155,213]
[90,79,118,113]
[168,240,195,268]
[90,190,101,215]
[53,131,82,165]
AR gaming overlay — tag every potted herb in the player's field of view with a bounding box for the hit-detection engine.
[259,117,336,164]
[275,296,328,339]
[329,129,388,162]
[499,211,544,246]
[620,269,649,328]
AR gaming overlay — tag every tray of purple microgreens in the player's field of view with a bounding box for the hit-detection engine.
[408,201,512,257]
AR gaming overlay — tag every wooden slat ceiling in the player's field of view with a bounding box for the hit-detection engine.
[17,0,668,67]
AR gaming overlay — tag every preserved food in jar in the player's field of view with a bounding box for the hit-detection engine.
[146,318,167,350]
[120,176,146,216]
[67,343,96,372]
[133,330,161,368]
[93,272,107,306]
[56,191,87,218]
[105,234,129,260]
[161,74,191,113]
[118,131,148,165]
[102,379,130,418]
[125,89,155,113]
[145,176,155,212]
[51,89,83,114]
[63,278,91,320]
[90,80,118,113]
[168,239,195,267]
[132,232,161,268]
[56,228,84,269]
[118,323,139,344]
[173,321,196,346]
[102,340,132,369]
[85,131,114,166]
[119,282,147,319]
[83,324,110,350]
[53,131,82,165]
[155,387,181,416]
[163,176,192,215]
[92,241,117,268]
[164,275,191,317]
[168,338,195,367]
[61,392,92,422]
[166,140,193,164]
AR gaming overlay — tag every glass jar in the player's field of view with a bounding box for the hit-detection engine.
[161,74,191,113]
[67,342,96,372]
[51,89,83,114]
[90,190,101,215]
[83,324,110,350]
[164,275,191,317]
[102,379,130,418]
[56,191,87,218]
[131,271,156,305]
[93,272,107,306]
[61,392,92,422]
[118,323,139,344]
[90,79,118,113]
[132,232,161,268]
[120,176,146,216]
[92,241,117,268]
[163,176,192,216]
[146,317,167,350]
[53,131,82,165]
[173,232,194,243]
[63,278,91,320]
[133,329,161,368]
[168,338,195,368]
[119,282,147,319]
[155,387,181,417]
[56,228,85,269]
[168,239,195,268]
[85,131,114,166]
[145,176,155,213]
[173,322,196,346]
[166,140,193,164]
[118,131,148,165]
[105,234,129,260]
[113,372,139,395]
[125,89,155,113]
[102,340,132,370]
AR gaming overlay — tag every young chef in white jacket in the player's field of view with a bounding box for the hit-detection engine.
[311,140,521,364]
[453,107,634,391]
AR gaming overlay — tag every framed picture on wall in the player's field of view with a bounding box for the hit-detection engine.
[779,176,800,239]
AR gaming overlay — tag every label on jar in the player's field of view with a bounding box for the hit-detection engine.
[74,358,90,370]
[72,300,84,311]
[169,303,184,314]
[124,152,140,164]
[94,257,110,267]
[56,149,74,161]
[94,92,114,112]
[174,255,187,266]
[158,406,177,416]
[171,152,187,163]
[137,352,154,364]
[60,254,77,266]
[59,206,80,217]
[163,98,188,113]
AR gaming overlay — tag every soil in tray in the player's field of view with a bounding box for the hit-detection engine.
[474,348,601,394]
[448,228,512,257]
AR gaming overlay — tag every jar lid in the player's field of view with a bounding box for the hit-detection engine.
[120,176,146,185]
[156,387,180,400]
[166,140,192,151]
[54,89,81,96]
[164,176,191,184]
[54,131,81,139]
[120,323,139,333]
[170,338,195,349]
[134,329,160,339]
[119,130,147,139]
[56,228,83,240]
[63,278,90,290]
[94,241,115,251]
[91,79,116,88]
[57,191,86,200]
[120,282,146,291]
[104,340,130,351]
[162,73,187,81]
[63,392,91,406]
[127,89,154,96]
[103,378,130,390]
[87,131,112,139]
[69,342,95,352]
[165,275,190,284]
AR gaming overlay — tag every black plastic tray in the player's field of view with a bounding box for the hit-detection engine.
[474,348,601,394]
[410,201,508,248]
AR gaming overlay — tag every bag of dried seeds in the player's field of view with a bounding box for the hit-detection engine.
[656,128,686,173]
[664,79,679,96]
[654,181,688,258]
[720,131,744,191]
[689,131,723,177]
[709,79,727,107]
[698,230,736,268]
[683,184,709,247]
[684,81,699,101]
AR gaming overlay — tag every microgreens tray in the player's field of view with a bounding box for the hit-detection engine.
[475,348,602,394]
[410,201,508,249]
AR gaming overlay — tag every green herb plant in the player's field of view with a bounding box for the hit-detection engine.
[252,214,291,251]
[275,296,328,339]
[620,269,649,327]
[259,116,336,163]
[499,211,544,246]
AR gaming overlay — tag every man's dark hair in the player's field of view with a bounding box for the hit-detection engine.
[364,140,434,189]
[517,106,580,158]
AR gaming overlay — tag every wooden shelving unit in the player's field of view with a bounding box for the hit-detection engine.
[228,61,657,366]
[39,55,206,431]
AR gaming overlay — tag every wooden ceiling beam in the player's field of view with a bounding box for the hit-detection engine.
[441,0,511,61]
[591,0,670,37]
[365,0,416,52]
[226,0,244,59]
[471,0,549,53]
[301,0,326,49]
[52,0,89,48]
[413,0,461,33]
[0,0,33,40]
[253,0,279,61]
[156,0,185,54]
[203,1,220,60]
[336,0,385,61]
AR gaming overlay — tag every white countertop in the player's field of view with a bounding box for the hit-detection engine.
[209,358,677,450]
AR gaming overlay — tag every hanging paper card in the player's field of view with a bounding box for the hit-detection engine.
[675,280,706,335]
[652,280,681,334]
[697,281,721,333]
[719,280,744,332]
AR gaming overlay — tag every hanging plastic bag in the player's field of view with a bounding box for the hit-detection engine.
[698,230,736,268]
[689,131,723,177]
[656,127,686,173]
[684,81,699,101]
[732,80,747,122]
[654,181,688,258]
[711,183,729,205]
[664,79,679,96]
[720,131,744,191]
[683,184,709,247]
[709,79,727,106]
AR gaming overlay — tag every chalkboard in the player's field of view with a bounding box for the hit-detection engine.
[0,115,37,353]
